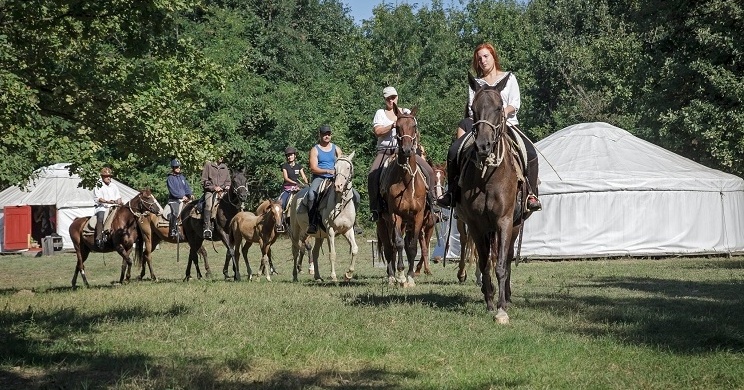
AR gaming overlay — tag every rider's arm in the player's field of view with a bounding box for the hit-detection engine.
[309,146,324,175]
[373,109,395,138]
[300,168,308,184]
[282,167,295,185]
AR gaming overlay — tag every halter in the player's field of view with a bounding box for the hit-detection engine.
[334,156,354,193]
[225,180,248,210]
[127,192,160,217]
[472,89,509,176]
[395,114,421,178]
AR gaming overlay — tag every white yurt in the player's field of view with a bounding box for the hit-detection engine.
[433,122,744,259]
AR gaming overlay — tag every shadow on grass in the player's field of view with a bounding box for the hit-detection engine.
[0,297,422,389]
[525,276,744,354]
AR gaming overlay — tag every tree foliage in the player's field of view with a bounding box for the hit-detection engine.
[1,0,741,215]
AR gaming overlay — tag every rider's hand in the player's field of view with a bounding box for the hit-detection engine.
[214,186,222,192]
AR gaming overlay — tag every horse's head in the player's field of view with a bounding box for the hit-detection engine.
[132,189,162,214]
[230,170,249,203]
[469,72,507,161]
[393,103,419,161]
[266,200,283,225]
[334,151,355,194]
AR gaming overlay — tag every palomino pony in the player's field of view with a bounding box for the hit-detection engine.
[69,189,161,288]
[377,104,429,287]
[288,152,359,283]
[137,211,208,281]
[455,73,526,323]
[227,199,283,281]
[180,170,249,281]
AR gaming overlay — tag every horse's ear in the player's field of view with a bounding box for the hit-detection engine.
[410,106,419,117]
[468,72,480,93]
[347,151,355,160]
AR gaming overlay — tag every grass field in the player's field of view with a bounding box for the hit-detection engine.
[1,236,743,389]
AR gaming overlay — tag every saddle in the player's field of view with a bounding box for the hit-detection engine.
[83,206,119,236]
[299,178,333,211]
[188,192,223,219]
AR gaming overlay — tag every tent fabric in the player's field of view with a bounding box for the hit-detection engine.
[432,122,744,259]
[0,163,139,251]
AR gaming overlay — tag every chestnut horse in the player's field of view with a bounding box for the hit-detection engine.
[69,189,161,288]
[455,73,525,323]
[227,199,283,281]
[137,211,208,281]
[377,104,429,287]
[180,170,249,281]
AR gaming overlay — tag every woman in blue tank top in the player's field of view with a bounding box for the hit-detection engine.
[306,124,342,234]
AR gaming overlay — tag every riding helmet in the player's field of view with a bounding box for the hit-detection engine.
[284,147,297,155]
[170,159,181,167]
[100,167,113,177]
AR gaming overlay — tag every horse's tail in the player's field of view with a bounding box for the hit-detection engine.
[134,217,146,267]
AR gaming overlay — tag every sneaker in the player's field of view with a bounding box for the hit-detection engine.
[354,225,363,235]
[436,193,453,208]
[203,229,212,239]
[527,195,542,211]
[275,224,285,233]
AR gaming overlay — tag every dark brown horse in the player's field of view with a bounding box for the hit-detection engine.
[413,163,447,276]
[227,199,283,281]
[69,189,161,288]
[455,73,525,323]
[180,170,249,281]
[377,104,428,287]
[137,211,208,281]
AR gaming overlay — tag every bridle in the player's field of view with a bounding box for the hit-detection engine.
[127,192,161,217]
[334,156,354,194]
[395,114,420,177]
[225,178,249,210]
[472,90,509,175]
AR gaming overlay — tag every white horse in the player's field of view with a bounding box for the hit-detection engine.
[288,152,359,282]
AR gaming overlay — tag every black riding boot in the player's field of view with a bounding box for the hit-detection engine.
[307,205,319,235]
[436,160,459,208]
[169,213,178,238]
[527,157,542,211]
[202,208,212,239]
[95,218,104,249]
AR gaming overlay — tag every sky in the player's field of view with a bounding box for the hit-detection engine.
[343,0,433,24]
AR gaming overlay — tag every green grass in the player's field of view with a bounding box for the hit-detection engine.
[1,237,743,389]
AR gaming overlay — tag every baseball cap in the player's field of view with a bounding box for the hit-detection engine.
[383,86,398,98]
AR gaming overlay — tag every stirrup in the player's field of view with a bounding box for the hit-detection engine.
[527,195,542,211]
[203,229,212,239]
[436,193,453,208]
[369,211,379,222]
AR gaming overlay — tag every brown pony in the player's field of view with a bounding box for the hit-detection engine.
[69,189,161,288]
[137,211,208,281]
[180,170,249,281]
[456,219,480,286]
[227,199,283,281]
[455,73,526,323]
[377,104,428,287]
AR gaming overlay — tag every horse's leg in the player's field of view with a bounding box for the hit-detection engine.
[327,228,338,282]
[73,243,91,288]
[116,244,133,285]
[404,224,420,287]
[474,231,495,313]
[311,237,323,282]
[457,224,469,283]
[393,219,406,285]
[343,229,358,281]
[267,246,277,275]
[493,221,512,324]
[260,242,272,282]
[378,221,397,285]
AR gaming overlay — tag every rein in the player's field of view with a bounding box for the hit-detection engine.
[126,193,159,218]
[394,115,422,197]
[225,184,247,210]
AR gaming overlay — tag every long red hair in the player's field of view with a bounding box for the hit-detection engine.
[471,43,502,77]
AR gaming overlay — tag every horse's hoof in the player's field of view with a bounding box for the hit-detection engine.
[344,272,353,281]
[493,309,509,324]
[183,276,194,282]
[405,276,416,288]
